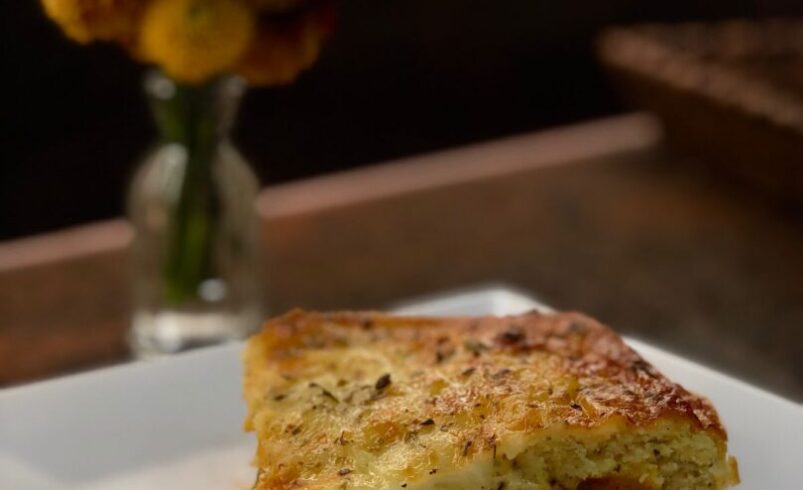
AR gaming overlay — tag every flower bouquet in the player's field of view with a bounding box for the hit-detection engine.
[42,0,335,356]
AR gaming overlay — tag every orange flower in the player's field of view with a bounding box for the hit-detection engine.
[41,0,142,44]
[139,0,256,84]
[41,0,336,86]
[235,2,334,86]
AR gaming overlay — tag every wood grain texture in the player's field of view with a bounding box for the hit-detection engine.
[1,114,801,400]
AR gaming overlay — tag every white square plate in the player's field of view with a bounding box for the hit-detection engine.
[1,286,800,489]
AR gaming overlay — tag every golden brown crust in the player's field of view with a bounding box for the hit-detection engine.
[243,310,734,490]
[249,309,724,434]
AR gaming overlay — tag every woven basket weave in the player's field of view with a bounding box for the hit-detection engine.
[598,19,803,202]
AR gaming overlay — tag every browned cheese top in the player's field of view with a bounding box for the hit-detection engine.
[243,310,726,489]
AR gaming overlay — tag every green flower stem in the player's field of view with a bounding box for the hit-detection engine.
[153,80,221,305]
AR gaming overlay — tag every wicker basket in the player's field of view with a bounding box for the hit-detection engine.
[598,19,803,202]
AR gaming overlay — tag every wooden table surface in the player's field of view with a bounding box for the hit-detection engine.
[1,113,801,401]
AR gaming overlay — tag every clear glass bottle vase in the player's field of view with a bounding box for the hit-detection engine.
[127,71,263,358]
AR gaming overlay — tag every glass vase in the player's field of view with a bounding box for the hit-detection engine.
[127,71,263,358]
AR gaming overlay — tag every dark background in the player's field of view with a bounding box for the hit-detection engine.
[2,0,801,239]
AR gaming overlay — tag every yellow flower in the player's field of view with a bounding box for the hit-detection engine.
[235,3,333,86]
[139,0,255,84]
[41,0,142,44]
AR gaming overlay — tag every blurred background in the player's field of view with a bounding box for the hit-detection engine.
[3,0,802,239]
[1,1,802,400]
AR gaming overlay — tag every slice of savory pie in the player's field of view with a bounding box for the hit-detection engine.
[243,310,739,490]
